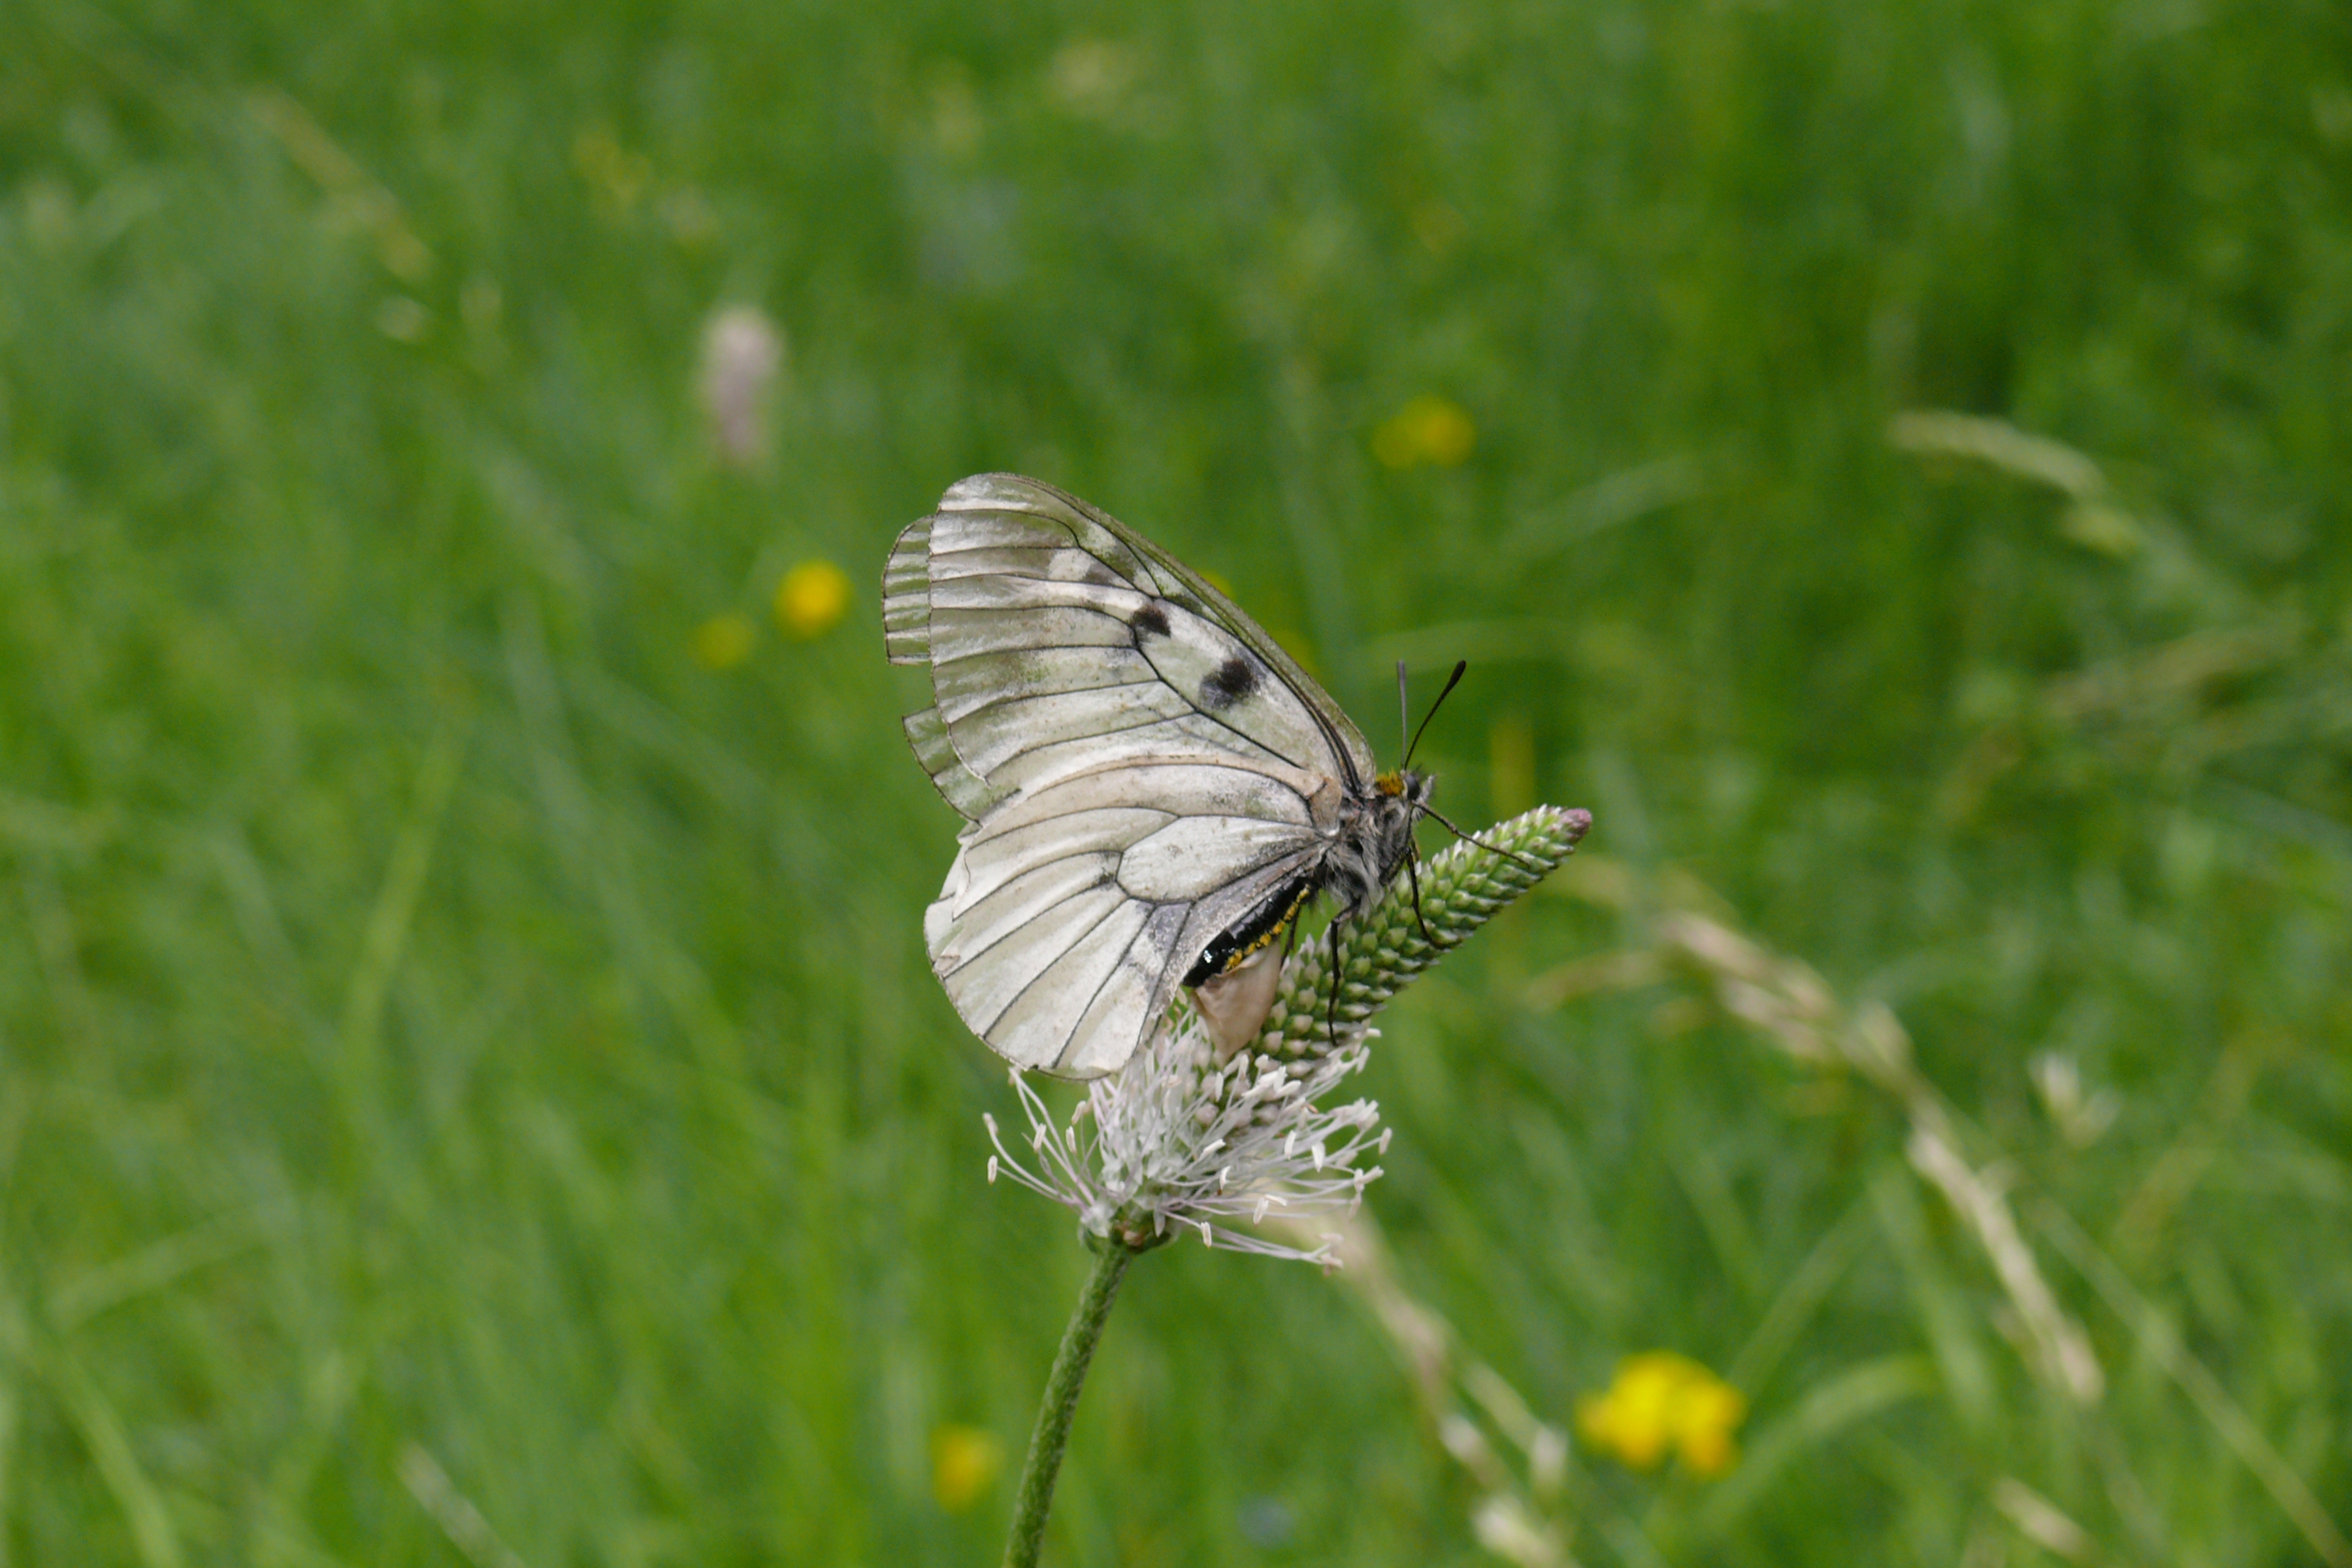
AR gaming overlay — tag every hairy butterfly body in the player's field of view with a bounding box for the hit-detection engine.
[885,474,1435,1079]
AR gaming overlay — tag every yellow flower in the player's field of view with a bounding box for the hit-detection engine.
[1372,395,1477,469]
[774,559,851,639]
[1575,1352,1746,1478]
[930,1424,1004,1512]
[691,612,757,670]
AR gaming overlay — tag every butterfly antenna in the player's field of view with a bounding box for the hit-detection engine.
[1416,802,1550,874]
[1396,661,1413,763]
[1403,659,1469,768]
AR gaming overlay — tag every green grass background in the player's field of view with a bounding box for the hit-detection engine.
[5,0,2351,1562]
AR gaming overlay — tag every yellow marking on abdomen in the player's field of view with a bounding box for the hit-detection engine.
[1221,881,1314,973]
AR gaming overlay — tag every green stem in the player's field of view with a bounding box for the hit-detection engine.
[1003,1241,1134,1568]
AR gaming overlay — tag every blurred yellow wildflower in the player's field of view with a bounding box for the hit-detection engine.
[691,612,757,670]
[775,559,851,639]
[1575,1352,1746,1477]
[1372,395,1477,469]
[930,1424,1004,1512]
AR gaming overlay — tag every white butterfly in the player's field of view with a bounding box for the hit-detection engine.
[885,474,1462,1079]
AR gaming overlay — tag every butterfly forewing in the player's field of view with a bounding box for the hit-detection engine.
[913,481,1356,794]
[930,645,1159,723]
[979,476,1379,791]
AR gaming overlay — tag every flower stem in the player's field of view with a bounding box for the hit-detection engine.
[1004,1239,1135,1568]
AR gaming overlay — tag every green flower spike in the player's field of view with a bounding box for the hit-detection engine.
[1255,804,1593,1061]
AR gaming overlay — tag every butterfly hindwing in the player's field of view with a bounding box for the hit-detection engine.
[902,705,1008,821]
[924,759,1327,1075]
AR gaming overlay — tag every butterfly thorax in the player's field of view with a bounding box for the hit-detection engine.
[1321,768,1432,921]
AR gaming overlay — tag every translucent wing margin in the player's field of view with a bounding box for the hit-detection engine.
[888,514,1009,819]
[902,705,1007,820]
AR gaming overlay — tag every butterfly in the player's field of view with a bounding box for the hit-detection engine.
[885,473,1488,1079]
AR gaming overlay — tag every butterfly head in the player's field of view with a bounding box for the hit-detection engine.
[1373,768,1435,808]
[1367,767,1434,877]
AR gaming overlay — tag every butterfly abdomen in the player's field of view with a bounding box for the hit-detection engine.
[1183,872,1316,988]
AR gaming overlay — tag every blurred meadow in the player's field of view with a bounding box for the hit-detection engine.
[5,0,2351,1563]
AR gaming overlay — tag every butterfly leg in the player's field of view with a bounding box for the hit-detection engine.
[1326,920,1342,1047]
[1418,804,1550,874]
[1405,845,1437,949]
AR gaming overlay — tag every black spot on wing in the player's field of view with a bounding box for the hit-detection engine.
[1132,602,1172,639]
[1197,655,1258,712]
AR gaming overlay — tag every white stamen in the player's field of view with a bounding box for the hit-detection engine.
[973,966,1397,1262]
